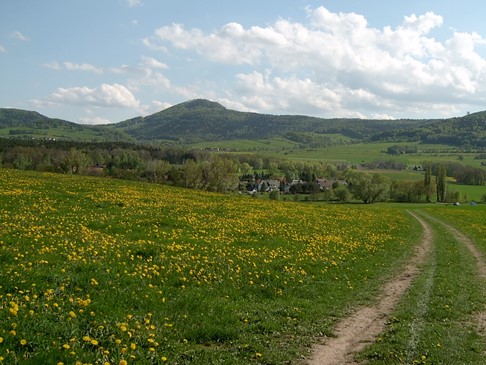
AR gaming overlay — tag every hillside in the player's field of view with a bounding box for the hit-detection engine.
[1,100,486,147]
[0,108,132,142]
[111,99,428,143]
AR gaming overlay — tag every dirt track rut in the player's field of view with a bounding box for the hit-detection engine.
[305,211,433,365]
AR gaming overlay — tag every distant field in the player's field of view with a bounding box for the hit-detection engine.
[275,142,481,167]
[447,182,486,202]
[189,137,300,151]
[189,139,485,170]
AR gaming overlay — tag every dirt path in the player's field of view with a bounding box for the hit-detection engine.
[305,211,433,365]
[419,212,486,279]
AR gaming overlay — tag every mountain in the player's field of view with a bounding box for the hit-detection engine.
[111,99,429,143]
[1,100,486,147]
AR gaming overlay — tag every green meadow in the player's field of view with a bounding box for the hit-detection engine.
[1,169,485,364]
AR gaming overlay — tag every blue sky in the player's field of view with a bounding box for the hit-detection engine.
[1,1,486,124]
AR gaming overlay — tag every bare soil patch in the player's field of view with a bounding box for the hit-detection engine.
[304,212,433,365]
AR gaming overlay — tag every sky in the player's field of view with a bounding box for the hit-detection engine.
[2,1,486,124]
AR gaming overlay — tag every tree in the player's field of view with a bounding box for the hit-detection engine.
[202,156,239,193]
[334,186,351,202]
[344,170,391,203]
[62,148,89,174]
[143,159,170,183]
[183,159,203,189]
[436,164,447,203]
[424,163,433,202]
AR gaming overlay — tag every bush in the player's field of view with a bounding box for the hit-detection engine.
[269,190,280,200]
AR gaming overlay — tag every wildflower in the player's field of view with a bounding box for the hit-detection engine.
[90,339,99,346]
[69,311,76,318]
[0,337,3,343]
[130,343,137,350]
[20,339,27,346]
[161,357,167,362]
[119,360,128,365]
[63,344,70,350]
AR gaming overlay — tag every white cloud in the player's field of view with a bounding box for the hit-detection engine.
[146,6,486,118]
[79,116,112,125]
[12,31,30,42]
[0,44,6,53]
[64,62,103,74]
[141,56,168,69]
[40,83,140,109]
[127,0,142,7]
[43,61,103,74]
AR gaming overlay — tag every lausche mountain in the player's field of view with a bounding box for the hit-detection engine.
[111,99,429,143]
[1,99,486,147]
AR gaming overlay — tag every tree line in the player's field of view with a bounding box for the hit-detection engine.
[0,139,484,202]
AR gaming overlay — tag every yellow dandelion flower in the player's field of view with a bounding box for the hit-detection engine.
[130,343,137,350]
[119,360,128,365]
[20,339,27,345]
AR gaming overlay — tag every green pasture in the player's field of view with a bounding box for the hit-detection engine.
[188,138,300,151]
[0,169,416,364]
[0,169,485,364]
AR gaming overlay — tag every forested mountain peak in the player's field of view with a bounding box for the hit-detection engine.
[1,100,486,147]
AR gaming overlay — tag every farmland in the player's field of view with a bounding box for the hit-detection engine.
[1,169,485,364]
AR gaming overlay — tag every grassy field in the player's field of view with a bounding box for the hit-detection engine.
[1,170,485,364]
[0,169,421,364]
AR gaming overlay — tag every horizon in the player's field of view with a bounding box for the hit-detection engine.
[1,97,477,126]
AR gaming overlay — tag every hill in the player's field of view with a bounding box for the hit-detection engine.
[1,100,486,147]
[0,108,132,142]
[111,99,486,147]
[111,99,429,144]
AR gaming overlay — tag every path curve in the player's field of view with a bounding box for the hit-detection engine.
[305,211,433,365]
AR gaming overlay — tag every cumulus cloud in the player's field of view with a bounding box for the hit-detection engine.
[39,83,140,109]
[146,6,486,118]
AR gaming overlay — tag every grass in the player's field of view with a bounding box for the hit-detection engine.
[357,208,486,364]
[446,182,486,202]
[0,169,421,364]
